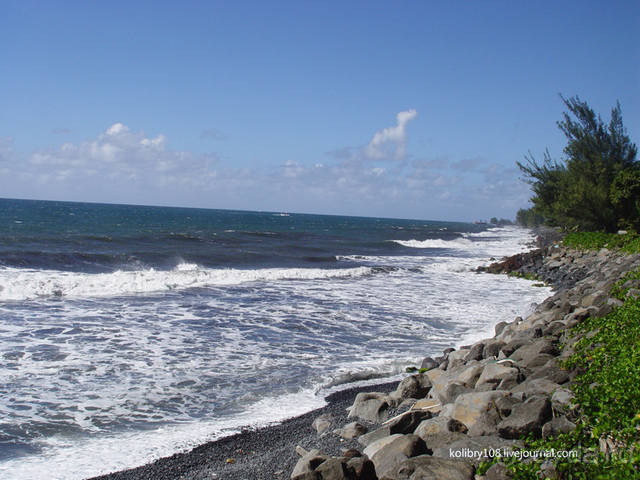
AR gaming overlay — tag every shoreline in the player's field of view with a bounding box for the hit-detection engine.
[88,381,401,480]
[86,228,561,480]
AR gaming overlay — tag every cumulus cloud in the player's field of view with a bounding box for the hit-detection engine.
[365,109,417,160]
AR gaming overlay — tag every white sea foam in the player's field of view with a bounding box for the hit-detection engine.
[0,265,372,301]
[392,238,474,249]
[0,226,551,479]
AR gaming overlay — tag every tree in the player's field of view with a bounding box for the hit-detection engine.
[518,95,638,232]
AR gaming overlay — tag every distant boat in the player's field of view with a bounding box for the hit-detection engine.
[274,213,290,217]
[474,220,487,225]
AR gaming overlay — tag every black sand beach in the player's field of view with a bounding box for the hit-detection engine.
[89,382,399,480]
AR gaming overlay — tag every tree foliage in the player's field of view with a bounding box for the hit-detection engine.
[517,96,638,232]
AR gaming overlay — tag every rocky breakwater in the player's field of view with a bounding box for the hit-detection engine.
[288,245,640,480]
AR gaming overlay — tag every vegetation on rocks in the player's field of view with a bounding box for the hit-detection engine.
[479,269,640,479]
[562,231,640,254]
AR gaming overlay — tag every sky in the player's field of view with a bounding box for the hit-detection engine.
[1,0,638,221]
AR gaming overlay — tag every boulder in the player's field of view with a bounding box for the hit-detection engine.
[384,455,474,480]
[551,387,575,414]
[463,342,485,362]
[510,338,558,367]
[395,374,431,401]
[511,378,561,396]
[357,426,391,447]
[363,434,428,479]
[348,392,391,423]
[432,435,523,465]
[542,416,576,439]
[484,462,513,480]
[346,456,377,480]
[312,413,334,435]
[528,359,570,385]
[314,457,352,480]
[411,399,442,415]
[454,362,485,388]
[447,350,469,369]
[414,416,468,438]
[497,395,552,439]
[451,390,512,437]
[387,410,432,435]
[483,340,506,359]
[420,357,439,371]
[291,449,328,478]
[476,363,519,389]
[336,422,368,439]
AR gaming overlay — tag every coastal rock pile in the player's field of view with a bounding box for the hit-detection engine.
[290,246,640,480]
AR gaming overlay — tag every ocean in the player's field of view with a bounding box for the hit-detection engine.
[0,198,551,479]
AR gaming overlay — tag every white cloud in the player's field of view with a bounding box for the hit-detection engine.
[365,109,417,160]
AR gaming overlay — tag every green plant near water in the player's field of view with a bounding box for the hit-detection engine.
[563,231,640,253]
[479,273,640,479]
[508,271,541,282]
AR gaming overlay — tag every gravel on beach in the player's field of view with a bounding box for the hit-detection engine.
[88,381,399,480]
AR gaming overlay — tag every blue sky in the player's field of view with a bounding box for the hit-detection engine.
[1,1,638,221]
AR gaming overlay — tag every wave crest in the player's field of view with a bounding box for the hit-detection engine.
[0,264,373,301]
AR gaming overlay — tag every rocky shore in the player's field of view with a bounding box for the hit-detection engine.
[283,242,640,479]
[89,234,640,480]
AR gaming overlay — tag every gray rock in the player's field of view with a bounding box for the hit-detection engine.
[291,449,328,478]
[464,342,485,362]
[528,359,570,385]
[494,321,508,336]
[357,426,391,447]
[395,374,431,401]
[511,378,561,396]
[476,363,519,389]
[484,462,513,480]
[312,413,335,435]
[497,395,552,439]
[510,338,558,365]
[387,410,432,435]
[447,350,469,369]
[451,390,512,437]
[335,421,368,439]
[346,456,377,480]
[551,387,575,414]
[348,392,391,423]
[386,455,474,480]
[414,416,468,438]
[314,457,351,480]
[432,435,523,465]
[542,416,576,439]
[420,357,439,371]
[483,340,506,359]
[363,434,428,479]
